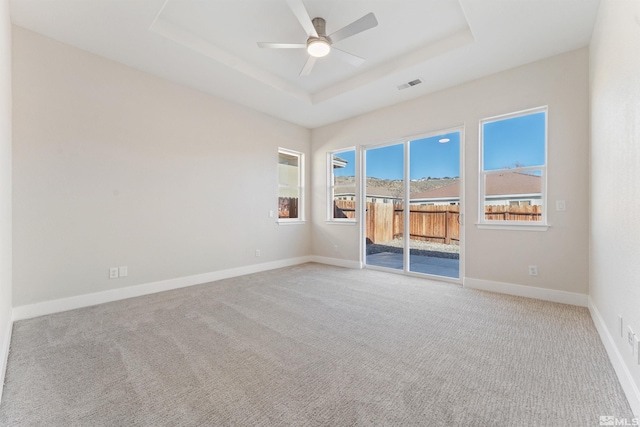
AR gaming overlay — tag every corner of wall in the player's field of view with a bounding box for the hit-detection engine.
[0,317,12,403]
[0,0,12,405]
[589,298,640,416]
[588,0,640,417]
[309,255,362,270]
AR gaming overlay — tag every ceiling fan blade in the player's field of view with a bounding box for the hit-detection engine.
[286,0,318,37]
[257,42,306,49]
[331,47,366,67]
[299,56,317,76]
[328,12,378,44]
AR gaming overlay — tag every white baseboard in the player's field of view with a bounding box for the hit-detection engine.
[0,316,12,404]
[12,256,313,321]
[309,256,362,269]
[463,277,588,307]
[589,297,640,417]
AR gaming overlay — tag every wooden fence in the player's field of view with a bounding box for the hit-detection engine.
[401,204,460,245]
[334,200,356,219]
[335,200,541,245]
[484,205,542,221]
[278,197,298,219]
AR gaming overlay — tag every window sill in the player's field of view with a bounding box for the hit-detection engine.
[476,222,549,232]
[325,220,358,225]
[277,220,307,225]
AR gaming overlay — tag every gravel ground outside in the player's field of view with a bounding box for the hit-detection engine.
[366,238,460,259]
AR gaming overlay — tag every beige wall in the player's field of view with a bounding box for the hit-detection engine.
[0,0,12,400]
[10,27,591,308]
[311,48,589,295]
[12,27,311,307]
[590,0,640,406]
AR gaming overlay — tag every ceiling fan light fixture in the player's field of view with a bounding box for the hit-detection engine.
[307,39,331,57]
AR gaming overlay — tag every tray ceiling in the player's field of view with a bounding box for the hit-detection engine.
[10,0,600,128]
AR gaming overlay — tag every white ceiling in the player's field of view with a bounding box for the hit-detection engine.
[10,0,600,128]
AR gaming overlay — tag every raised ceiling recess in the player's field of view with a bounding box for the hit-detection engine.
[149,0,474,104]
[11,0,601,128]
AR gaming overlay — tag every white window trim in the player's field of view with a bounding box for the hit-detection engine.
[477,106,548,230]
[277,147,305,224]
[278,220,307,225]
[327,147,357,224]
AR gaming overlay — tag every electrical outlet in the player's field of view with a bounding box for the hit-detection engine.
[119,266,128,277]
[255,249,261,257]
[627,326,635,354]
[555,200,566,211]
[528,265,538,276]
[269,210,274,218]
[333,245,339,252]
[109,267,118,279]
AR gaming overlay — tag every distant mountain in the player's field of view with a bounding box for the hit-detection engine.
[335,176,458,198]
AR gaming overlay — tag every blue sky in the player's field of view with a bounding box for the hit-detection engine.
[365,132,461,180]
[410,132,461,179]
[338,111,545,180]
[364,144,403,180]
[333,149,356,177]
[483,112,545,170]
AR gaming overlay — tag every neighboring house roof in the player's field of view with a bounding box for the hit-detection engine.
[332,156,348,168]
[486,172,541,196]
[411,181,460,200]
[335,185,357,195]
[364,187,399,198]
[410,172,541,200]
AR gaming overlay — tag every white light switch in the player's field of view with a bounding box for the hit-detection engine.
[555,200,566,211]
[119,266,128,277]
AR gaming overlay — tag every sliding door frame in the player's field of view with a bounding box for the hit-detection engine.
[360,126,465,284]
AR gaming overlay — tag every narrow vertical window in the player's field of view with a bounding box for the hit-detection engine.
[278,148,304,221]
[327,148,356,222]
[479,107,547,226]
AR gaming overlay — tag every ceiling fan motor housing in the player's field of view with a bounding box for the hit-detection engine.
[310,17,330,43]
[306,17,331,57]
[312,17,327,36]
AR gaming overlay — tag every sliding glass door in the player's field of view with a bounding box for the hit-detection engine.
[408,132,460,278]
[364,130,461,280]
[365,143,404,270]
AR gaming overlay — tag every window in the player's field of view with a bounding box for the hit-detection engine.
[278,148,304,222]
[479,107,547,227]
[327,148,356,222]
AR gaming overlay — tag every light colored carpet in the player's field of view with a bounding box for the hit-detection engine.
[0,263,633,426]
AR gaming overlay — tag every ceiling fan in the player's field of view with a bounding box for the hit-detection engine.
[257,0,378,76]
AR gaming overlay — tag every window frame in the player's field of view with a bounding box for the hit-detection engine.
[277,147,305,224]
[326,147,357,224]
[478,106,549,231]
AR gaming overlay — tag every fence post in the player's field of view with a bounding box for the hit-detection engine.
[444,210,450,245]
[367,202,374,243]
